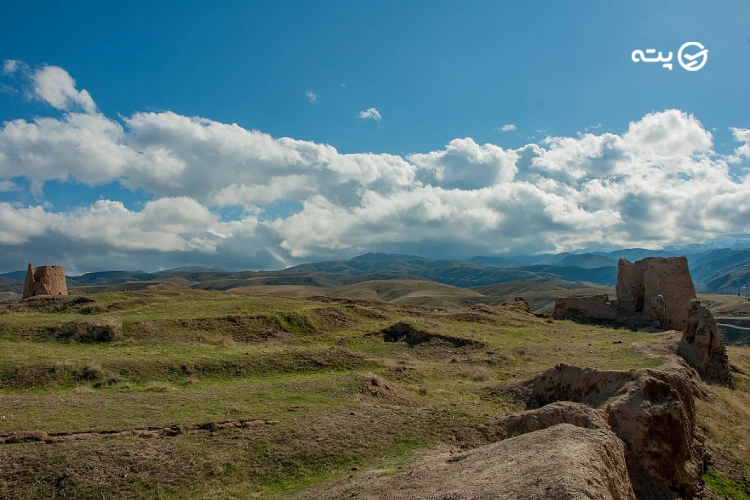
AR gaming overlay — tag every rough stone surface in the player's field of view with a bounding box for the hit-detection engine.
[639,257,697,330]
[527,364,638,408]
[22,263,68,299]
[486,401,610,439]
[523,358,705,498]
[552,294,618,323]
[307,424,636,500]
[297,357,708,500]
[553,256,697,330]
[501,296,533,314]
[604,369,704,498]
[649,294,668,330]
[678,299,734,387]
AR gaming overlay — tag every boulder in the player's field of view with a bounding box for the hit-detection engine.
[678,299,733,387]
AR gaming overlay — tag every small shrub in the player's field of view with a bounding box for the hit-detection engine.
[53,361,75,380]
[51,317,122,342]
[78,305,105,315]
[94,374,121,388]
[80,363,106,381]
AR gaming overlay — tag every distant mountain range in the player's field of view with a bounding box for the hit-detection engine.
[1,247,749,295]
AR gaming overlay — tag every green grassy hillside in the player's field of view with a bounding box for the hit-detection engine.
[0,289,670,499]
[1,290,748,499]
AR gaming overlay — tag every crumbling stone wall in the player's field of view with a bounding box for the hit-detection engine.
[618,256,697,330]
[22,263,68,298]
[615,259,646,316]
[552,294,618,323]
[678,300,733,386]
[553,256,696,330]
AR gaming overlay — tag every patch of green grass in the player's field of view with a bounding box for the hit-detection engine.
[704,469,750,499]
[0,341,369,389]
[0,371,367,433]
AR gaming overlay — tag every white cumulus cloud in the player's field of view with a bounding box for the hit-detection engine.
[358,107,382,123]
[1,61,750,272]
[498,124,516,132]
[731,127,750,159]
[29,65,97,113]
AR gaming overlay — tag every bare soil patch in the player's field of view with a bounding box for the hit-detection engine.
[1,419,279,444]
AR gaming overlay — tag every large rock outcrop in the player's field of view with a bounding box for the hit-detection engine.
[678,299,733,387]
[553,256,697,330]
[22,263,68,299]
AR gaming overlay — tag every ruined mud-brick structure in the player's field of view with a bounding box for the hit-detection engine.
[22,263,68,299]
[554,256,733,386]
[678,299,734,387]
[553,256,696,330]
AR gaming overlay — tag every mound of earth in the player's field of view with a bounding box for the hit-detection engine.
[500,296,534,314]
[308,423,635,500]
[520,357,706,498]
[449,401,610,449]
[5,295,98,314]
[318,356,707,499]
[355,373,412,404]
[378,322,485,349]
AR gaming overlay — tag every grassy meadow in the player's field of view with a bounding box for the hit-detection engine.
[0,289,747,499]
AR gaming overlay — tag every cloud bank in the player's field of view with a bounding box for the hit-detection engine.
[1,61,749,273]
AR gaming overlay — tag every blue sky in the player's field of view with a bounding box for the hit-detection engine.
[0,0,749,273]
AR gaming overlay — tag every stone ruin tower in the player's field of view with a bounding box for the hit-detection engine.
[553,256,697,330]
[615,256,697,330]
[22,263,68,299]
